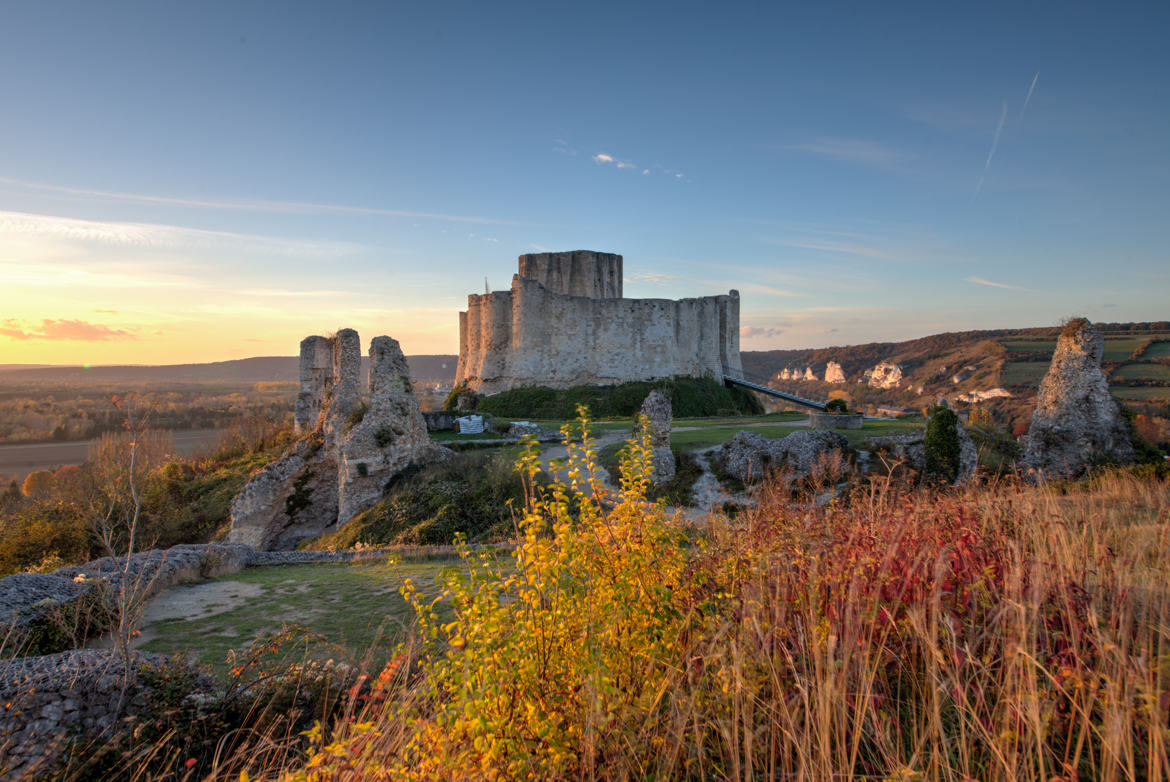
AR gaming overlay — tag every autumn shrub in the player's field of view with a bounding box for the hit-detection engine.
[275,421,1170,781]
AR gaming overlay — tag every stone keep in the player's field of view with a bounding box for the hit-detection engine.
[1023,318,1134,478]
[456,251,743,395]
[229,330,444,550]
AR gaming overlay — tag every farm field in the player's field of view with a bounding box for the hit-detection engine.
[0,427,226,485]
[1112,363,1170,382]
[1003,340,1056,353]
[1113,386,1170,401]
[1101,336,1157,361]
[1143,341,1170,359]
[1001,361,1049,387]
[132,556,470,677]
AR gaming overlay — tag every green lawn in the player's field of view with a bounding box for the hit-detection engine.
[1112,363,1170,382]
[669,420,923,451]
[137,557,476,676]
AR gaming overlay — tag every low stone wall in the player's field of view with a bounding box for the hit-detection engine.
[808,412,864,430]
[423,411,457,431]
[0,649,218,779]
[0,540,512,779]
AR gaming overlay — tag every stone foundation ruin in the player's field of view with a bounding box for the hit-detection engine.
[456,251,743,395]
[229,329,445,550]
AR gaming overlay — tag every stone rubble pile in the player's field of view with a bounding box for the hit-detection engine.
[717,429,849,483]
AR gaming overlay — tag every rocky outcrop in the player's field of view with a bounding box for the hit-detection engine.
[717,429,849,483]
[824,361,846,384]
[867,427,978,485]
[637,390,675,483]
[957,387,1012,404]
[230,330,445,550]
[1023,319,1134,478]
[863,361,903,389]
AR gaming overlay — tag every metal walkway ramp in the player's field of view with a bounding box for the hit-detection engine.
[723,375,827,411]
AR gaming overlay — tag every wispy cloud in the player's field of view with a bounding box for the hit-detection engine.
[738,283,806,298]
[965,276,1028,291]
[0,318,137,341]
[765,236,903,262]
[0,209,357,256]
[624,272,678,285]
[740,325,785,339]
[973,101,1008,200]
[1021,71,1040,117]
[786,138,909,169]
[589,153,687,180]
[0,177,517,225]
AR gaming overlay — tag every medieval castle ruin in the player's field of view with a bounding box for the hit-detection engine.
[456,251,744,395]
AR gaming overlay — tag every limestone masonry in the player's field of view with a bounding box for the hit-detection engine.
[456,251,743,394]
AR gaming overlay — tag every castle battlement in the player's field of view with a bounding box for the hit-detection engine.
[456,251,742,395]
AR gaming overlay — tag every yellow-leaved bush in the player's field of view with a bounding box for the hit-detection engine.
[283,408,709,780]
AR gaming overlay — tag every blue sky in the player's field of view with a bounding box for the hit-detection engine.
[1,0,1167,363]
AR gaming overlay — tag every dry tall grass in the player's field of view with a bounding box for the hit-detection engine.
[250,459,1169,781]
[170,428,1169,781]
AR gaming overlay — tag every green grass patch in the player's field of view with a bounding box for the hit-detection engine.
[1112,363,1170,382]
[668,420,923,452]
[137,558,466,677]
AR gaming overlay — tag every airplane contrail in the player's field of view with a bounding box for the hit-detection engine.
[972,101,1009,201]
[1021,71,1040,116]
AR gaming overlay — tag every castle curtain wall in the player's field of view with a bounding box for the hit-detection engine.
[456,252,743,394]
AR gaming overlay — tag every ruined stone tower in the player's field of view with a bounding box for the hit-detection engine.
[230,329,444,550]
[456,251,743,394]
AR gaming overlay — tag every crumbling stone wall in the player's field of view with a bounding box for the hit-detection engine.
[456,251,743,395]
[517,250,623,299]
[230,330,445,550]
[0,649,218,780]
[294,335,333,433]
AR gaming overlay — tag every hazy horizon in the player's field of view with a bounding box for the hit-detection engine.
[2,1,1167,366]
